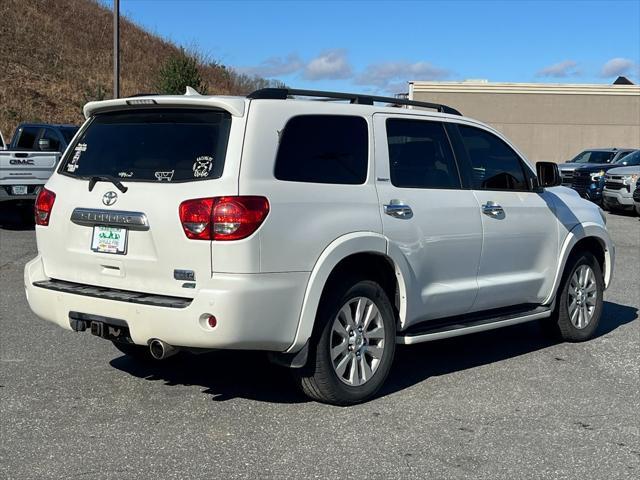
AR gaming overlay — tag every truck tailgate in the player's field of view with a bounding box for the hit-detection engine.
[0,151,59,183]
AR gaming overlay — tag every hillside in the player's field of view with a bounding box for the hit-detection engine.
[0,0,271,139]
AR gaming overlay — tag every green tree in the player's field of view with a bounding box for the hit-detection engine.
[155,49,207,95]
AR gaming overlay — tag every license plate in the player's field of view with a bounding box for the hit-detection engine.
[11,185,28,195]
[91,226,128,254]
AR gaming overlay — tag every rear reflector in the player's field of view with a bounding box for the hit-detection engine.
[35,188,56,226]
[179,196,269,241]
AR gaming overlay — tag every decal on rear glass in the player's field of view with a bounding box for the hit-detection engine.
[66,143,87,172]
[192,156,213,178]
[118,171,133,178]
[155,170,174,182]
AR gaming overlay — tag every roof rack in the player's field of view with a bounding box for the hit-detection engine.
[247,88,462,115]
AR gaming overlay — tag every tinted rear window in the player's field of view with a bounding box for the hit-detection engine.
[16,126,39,149]
[274,115,368,184]
[60,109,231,182]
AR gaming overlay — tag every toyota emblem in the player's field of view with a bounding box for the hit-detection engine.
[102,191,118,206]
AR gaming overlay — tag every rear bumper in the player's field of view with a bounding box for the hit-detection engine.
[25,255,309,351]
[602,189,634,208]
[0,184,42,202]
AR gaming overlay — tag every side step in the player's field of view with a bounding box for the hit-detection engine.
[396,306,552,345]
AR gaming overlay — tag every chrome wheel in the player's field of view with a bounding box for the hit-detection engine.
[567,265,598,329]
[330,296,386,386]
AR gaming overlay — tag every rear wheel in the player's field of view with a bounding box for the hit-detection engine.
[548,251,604,342]
[294,278,396,405]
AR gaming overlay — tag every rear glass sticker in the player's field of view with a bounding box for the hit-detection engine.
[193,156,213,178]
[155,170,174,182]
[118,171,133,178]
[66,143,87,172]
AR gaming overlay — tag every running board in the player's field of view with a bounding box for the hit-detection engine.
[396,306,552,345]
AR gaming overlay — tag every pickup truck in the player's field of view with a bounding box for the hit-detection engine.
[0,123,78,202]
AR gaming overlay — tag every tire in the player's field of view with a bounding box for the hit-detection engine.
[294,278,396,405]
[112,341,154,361]
[549,251,604,342]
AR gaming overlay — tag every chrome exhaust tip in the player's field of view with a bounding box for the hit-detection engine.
[149,339,178,360]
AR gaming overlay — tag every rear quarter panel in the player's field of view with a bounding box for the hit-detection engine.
[239,100,383,273]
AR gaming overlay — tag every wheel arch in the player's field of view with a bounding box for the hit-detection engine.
[284,232,407,354]
[543,222,614,305]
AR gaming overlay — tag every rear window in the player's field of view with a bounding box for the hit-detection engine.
[15,126,40,150]
[60,109,232,182]
[274,115,368,184]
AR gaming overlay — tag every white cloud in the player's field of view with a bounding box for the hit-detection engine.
[237,53,303,78]
[600,57,637,78]
[303,49,352,80]
[355,61,449,88]
[536,60,580,78]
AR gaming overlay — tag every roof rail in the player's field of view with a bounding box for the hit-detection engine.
[247,88,462,115]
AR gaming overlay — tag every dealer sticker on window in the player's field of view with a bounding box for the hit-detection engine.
[91,226,127,254]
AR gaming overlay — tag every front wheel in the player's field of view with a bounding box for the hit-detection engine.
[294,278,396,405]
[550,251,604,342]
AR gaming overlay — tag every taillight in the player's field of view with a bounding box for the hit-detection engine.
[179,197,215,240]
[35,188,56,226]
[178,196,269,241]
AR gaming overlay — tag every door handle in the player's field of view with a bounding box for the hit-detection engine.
[482,201,504,217]
[384,202,413,219]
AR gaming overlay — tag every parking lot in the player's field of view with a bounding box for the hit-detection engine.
[1,203,638,479]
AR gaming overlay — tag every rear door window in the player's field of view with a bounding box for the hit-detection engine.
[60,109,232,182]
[386,118,460,189]
[274,115,368,184]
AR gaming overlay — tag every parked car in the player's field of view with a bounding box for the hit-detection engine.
[602,158,640,213]
[0,123,78,202]
[559,148,636,186]
[24,88,614,405]
[633,178,640,215]
[570,149,640,204]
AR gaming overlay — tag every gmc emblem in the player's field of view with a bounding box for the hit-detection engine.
[9,159,34,165]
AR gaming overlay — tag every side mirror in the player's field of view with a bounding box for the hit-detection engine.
[38,138,51,151]
[536,161,562,188]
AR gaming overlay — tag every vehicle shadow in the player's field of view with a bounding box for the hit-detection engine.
[380,301,637,398]
[110,301,637,405]
[0,201,35,230]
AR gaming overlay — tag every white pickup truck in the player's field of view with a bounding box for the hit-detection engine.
[0,123,78,202]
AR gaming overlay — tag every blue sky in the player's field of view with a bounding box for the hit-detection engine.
[109,0,640,93]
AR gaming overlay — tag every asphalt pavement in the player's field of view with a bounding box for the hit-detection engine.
[1,202,638,479]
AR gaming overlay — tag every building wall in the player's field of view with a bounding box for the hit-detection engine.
[410,82,640,163]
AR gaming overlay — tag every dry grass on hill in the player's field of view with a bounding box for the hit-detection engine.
[0,0,269,139]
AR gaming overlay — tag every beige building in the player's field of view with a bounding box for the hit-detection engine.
[409,81,640,164]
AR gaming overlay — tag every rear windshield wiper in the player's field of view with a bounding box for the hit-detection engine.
[88,176,128,193]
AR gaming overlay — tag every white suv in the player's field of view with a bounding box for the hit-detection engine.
[25,88,614,405]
